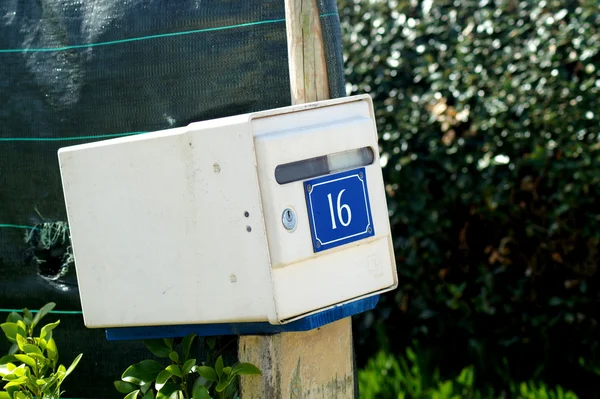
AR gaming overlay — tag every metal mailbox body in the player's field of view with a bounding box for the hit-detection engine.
[58,94,397,328]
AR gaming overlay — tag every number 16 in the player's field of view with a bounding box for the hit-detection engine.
[327,190,352,229]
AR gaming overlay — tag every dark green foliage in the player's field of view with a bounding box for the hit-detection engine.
[359,347,578,398]
[338,0,600,394]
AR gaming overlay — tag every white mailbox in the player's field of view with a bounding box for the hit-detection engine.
[58,94,398,329]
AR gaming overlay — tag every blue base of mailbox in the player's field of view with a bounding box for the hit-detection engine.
[105,295,379,341]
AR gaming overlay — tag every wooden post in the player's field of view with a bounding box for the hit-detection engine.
[238,320,355,398]
[284,0,330,104]
[238,0,355,397]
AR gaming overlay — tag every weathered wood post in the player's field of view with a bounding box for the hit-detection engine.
[237,0,356,397]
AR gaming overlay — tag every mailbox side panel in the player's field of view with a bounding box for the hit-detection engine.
[58,120,276,328]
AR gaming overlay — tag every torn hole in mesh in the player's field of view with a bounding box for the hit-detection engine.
[24,221,77,286]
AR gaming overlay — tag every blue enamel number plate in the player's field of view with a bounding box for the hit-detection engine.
[304,167,375,252]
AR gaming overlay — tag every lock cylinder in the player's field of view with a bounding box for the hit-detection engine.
[282,208,297,231]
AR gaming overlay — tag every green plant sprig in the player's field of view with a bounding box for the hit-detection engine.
[115,334,261,399]
[0,302,82,399]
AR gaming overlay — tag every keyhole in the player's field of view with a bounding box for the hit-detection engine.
[282,208,297,231]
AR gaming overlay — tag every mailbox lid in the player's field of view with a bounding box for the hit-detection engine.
[251,95,398,322]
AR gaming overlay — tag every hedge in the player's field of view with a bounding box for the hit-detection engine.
[359,347,579,399]
[338,0,600,395]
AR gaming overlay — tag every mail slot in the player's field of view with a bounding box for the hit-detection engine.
[58,94,398,328]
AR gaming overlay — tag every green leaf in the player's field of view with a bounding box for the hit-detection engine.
[215,379,229,393]
[224,377,238,399]
[115,380,139,394]
[0,391,10,399]
[4,376,28,388]
[22,309,33,327]
[5,385,19,399]
[12,364,27,378]
[46,339,58,362]
[192,385,210,399]
[3,372,19,380]
[142,390,155,399]
[182,359,196,375]
[32,303,56,330]
[40,321,60,343]
[165,365,182,378]
[0,355,18,365]
[8,344,19,356]
[15,334,27,351]
[40,373,59,392]
[6,313,22,324]
[17,320,27,337]
[192,376,207,395]
[14,355,36,368]
[231,362,262,377]
[0,362,16,377]
[196,366,217,382]
[13,392,27,399]
[181,334,196,362]
[23,345,41,355]
[168,352,179,362]
[215,356,223,379]
[27,373,39,390]
[163,339,174,349]
[28,353,49,367]
[64,353,82,377]
[156,383,178,399]
[122,360,164,385]
[144,340,172,359]
[1,323,24,344]
[15,321,26,333]
[54,369,66,385]
[155,370,173,391]
[140,381,152,395]
[124,389,140,399]
[222,366,231,376]
[206,337,216,350]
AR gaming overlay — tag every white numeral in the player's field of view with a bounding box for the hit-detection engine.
[327,189,352,229]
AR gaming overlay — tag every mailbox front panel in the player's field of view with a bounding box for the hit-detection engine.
[252,95,398,322]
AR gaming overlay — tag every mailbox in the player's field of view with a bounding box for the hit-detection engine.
[58,94,398,329]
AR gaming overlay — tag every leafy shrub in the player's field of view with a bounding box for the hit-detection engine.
[338,0,600,394]
[114,334,260,399]
[359,348,482,398]
[0,303,82,399]
[358,348,578,399]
